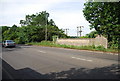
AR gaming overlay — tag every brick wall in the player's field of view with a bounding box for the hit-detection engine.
[56,35,108,48]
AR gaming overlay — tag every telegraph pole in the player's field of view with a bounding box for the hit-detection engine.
[79,26,82,37]
[77,27,79,37]
[64,28,69,36]
[65,29,69,36]
[77,26,84,37]
[45,22,47,41]
[45,13,49,41]
[62,28,69,36]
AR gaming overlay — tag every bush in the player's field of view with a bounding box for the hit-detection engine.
[15,38,25,44]
[96,45,106,51]
[110,44,118,49]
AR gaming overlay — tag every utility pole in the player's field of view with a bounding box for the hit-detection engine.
[63,28,69,36]
[45,24,47,41]
[77,26,84,37]
[45,13,49,41]
[77,27,79,37]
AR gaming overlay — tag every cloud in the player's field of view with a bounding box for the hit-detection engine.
[46,1,91,36]
[0,0,92,36]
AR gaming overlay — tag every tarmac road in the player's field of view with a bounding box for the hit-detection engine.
[1,44,119,79]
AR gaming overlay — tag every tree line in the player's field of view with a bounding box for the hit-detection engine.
[1,11,67,44]
[83,2,120,49]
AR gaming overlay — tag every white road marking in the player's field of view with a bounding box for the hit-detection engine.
[32,48,46,53]
[106,53,118,56]
[71,56,93,62]
[37,50,46,53]
[115,54,118,55]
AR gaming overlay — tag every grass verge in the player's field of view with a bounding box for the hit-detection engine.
[26,41,118,53]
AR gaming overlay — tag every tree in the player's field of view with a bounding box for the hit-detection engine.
[20,11,49,27]
[1,26,10,33]
[83,2,120,48]
[19,11,66,42]
[86,31,98,38]
[2,11,67,44]
[2,25,19,41]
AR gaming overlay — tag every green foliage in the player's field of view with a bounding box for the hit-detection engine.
[109,42,118,49]
[95,45,106,51]
[27,41,117,53]
[52,35,58,42]
[2,25,19,41]
[19,11,66,42]
[80,36,89,38]
[1,26,10,34]
[80,30,98,38]
[2,11,66,44]
[85,31,98,38]
[83,2,120,34]
[83,2,120,49]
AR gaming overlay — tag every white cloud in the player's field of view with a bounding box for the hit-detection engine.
[0,0,92,36]
[48,10,92,36]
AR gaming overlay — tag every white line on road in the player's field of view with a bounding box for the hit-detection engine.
[106,53,118,56]
[96,52,118,55]
[37,50,46,53]
[71,56,93,62]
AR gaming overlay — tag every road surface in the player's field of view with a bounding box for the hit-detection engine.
[1,45,119,79]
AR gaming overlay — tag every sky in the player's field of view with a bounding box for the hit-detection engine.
[0,0,94,36]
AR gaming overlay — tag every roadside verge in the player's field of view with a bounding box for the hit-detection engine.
[26,41,118,54]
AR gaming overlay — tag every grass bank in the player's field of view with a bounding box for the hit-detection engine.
[27,41,118,53]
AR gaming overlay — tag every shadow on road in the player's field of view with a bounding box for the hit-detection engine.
[2,58,119,80]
